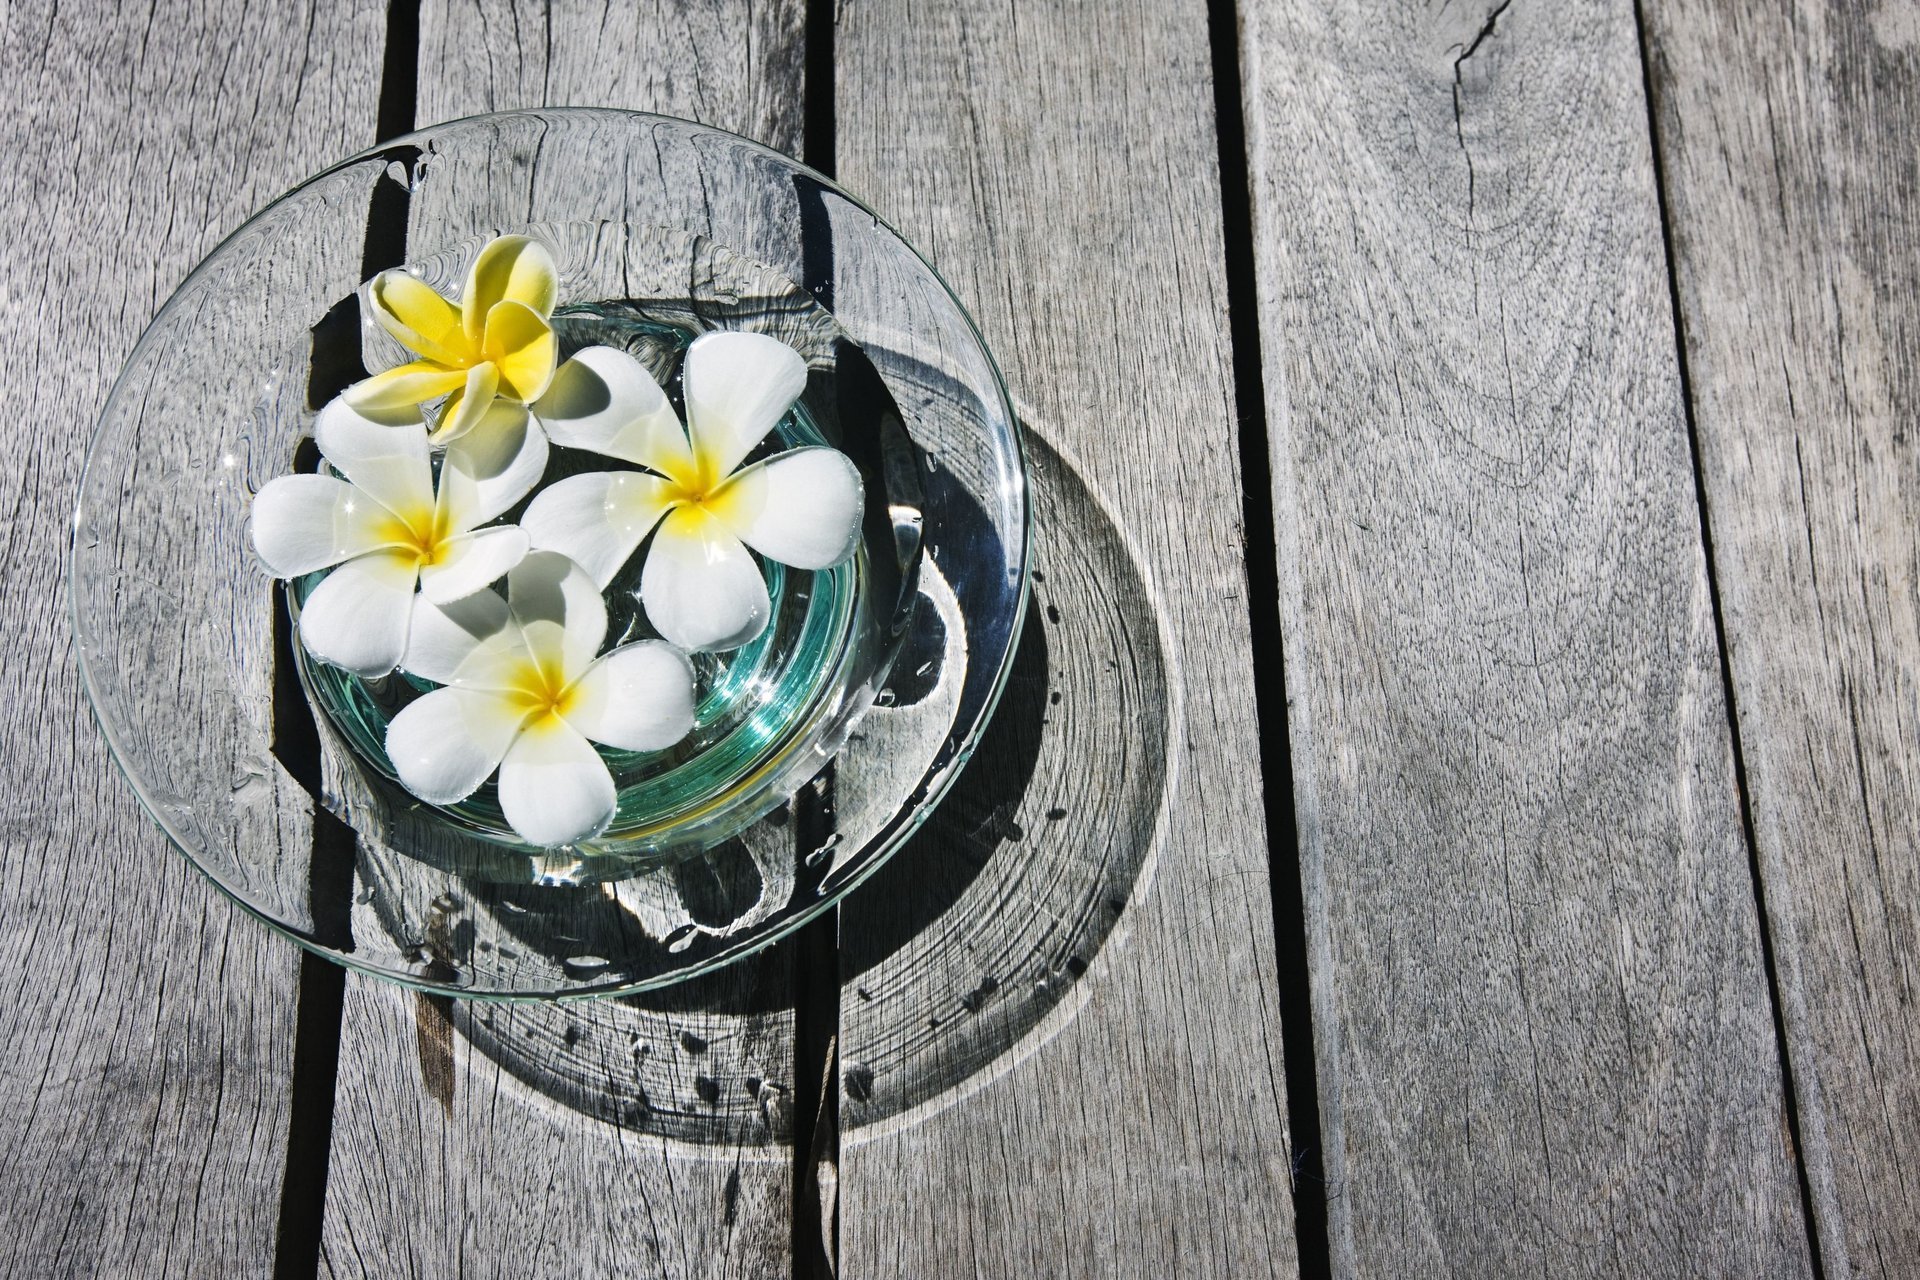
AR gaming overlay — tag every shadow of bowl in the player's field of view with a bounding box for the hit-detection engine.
[433,425,1176,1145]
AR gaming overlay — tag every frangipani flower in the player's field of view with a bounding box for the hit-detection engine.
[522,332,863,653]
[251,397,549,676]
[389,551,697,847]
[347,235,560,444]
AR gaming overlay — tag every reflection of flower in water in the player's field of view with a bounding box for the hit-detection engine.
[249,398,546,676]
[347,234,560,443]
[523,331,864,653]
[389,552,696,847]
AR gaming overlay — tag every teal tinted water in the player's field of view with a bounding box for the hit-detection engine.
[294,303,869,854]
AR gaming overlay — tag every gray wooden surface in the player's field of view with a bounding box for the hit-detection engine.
[5,0,1917,1276]
[0,2,384,1276]
[1644,1,1920,1273]
[1239,0,1810,1272]
[834,0,1297,1275]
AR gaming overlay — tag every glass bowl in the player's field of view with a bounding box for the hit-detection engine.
[71,109,1029,997]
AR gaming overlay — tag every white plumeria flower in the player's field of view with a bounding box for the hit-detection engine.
[521,331,863,653]
[250,397,549,677]
[388,551,697,847]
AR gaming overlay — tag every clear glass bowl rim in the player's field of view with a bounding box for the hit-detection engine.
[69,106,1035,999]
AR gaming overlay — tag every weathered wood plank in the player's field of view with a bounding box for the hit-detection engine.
[834,1,1300,1275]
[1241,0,1811,1273]
[0,0,386,1275]
[1643,2,1920,1273]
[320,3,805,1276]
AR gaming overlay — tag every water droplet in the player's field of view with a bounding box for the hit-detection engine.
[804,832,843,867]
[960,974,1000,1013]
[844,1062,875,1102]
[562,955,611,979]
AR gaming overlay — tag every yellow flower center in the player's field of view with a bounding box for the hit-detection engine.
[502,657,582,727]
[662,462,743,522]
[375,504,455,568]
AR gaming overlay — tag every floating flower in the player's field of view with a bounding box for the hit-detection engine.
[346,234,560,443]
[522,332,863,652]
[388,551,697,847]
[250,397,549,676]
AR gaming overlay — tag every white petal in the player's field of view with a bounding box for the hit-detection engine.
[496,719,617,847]
[712,447,863,570]
[640,507,772,652]
[534,347,696,481]
[385,685,524,804]
[312,397,434,517]
[507,549,609,681]
[520,470,677,589]
[297,550,419,677]
[682,331,808,480]
[564,642,697,752]
[401,590,513,684]
[439,401,550,529]
[250,474,397,577]
[417,525,530,605]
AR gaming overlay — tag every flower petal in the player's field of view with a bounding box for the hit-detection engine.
[367,270,471,367]
[482,300,558,402]
[312,397,434,518]
[709,447,863,570]
[402,589,513,685]
[385,685,523,805]
[438,401,549,529]
[345,360,468,413]
[520,470,677,589]
[251,475,399,577]
[496,719,617,847]
[563,641,697,752]
[682,331,808,481]
[532,346,696,481]
[430,361,501,444]
[297,550,419,677]
[507,549,609,682]
[640,507,772,652]
[418,525,530,605]
[462,235,559,341]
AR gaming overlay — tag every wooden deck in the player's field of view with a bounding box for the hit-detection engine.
[3,0,1914,1275]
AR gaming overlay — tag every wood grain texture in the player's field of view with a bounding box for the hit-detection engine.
[1643,2,1920,1273]
[1241,0,1811,1273]
[0,0,385,1275]
[323,980,793,1280]
[834,1,1300,1275]
[417,0,804,153]
[321,3,806,1276]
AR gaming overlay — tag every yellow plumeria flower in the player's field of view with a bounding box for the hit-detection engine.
[522,332,863,653]
[346,234,560,444]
